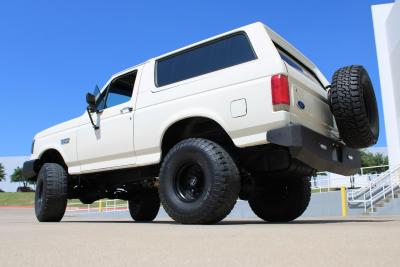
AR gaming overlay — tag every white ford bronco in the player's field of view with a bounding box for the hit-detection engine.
[23,22,379,224]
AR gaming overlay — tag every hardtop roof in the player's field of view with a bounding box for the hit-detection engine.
[114,22,329,87]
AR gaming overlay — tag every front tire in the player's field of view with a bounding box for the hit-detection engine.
[159,138,240,224]
[35,163,68,222]
[249,176,311,222]
[128,188,160,222]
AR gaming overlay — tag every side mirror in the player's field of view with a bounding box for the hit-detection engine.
[85,93,99,130]
[86,93,96,111]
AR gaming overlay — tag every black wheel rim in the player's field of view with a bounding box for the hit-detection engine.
[174,162,205,202]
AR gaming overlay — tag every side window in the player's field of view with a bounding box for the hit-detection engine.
[276,47,324,88]
[156,32,256,87]
[96,71,137,110]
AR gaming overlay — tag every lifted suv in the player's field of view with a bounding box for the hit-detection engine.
[23,22,379,224]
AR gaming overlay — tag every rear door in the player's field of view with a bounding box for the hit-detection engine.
[277,47,337,137]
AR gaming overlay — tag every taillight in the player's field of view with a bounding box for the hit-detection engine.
[271,74,290,111]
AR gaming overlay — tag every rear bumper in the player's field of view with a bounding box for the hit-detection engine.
[267,125,360,176]
[22,160,38,179]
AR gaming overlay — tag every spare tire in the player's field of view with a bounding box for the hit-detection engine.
[329,65,379,148]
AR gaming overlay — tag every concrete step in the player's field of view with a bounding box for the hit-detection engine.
[360,208,377,215]
[368,207,377,213]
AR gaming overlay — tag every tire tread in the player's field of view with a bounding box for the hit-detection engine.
[35,163,68,222]
[159,138,240,224]
[330,65,378,148]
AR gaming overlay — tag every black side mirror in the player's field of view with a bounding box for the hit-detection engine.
[85,93,99,130]
[86,93,96,111]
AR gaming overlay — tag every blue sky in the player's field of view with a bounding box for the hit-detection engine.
[0,0,391,156]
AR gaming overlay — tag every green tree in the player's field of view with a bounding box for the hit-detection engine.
[0,163,5,182]
[10,167,35,188]
[360,150,389,174]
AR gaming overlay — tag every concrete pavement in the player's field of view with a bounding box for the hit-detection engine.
[1,208,400,267]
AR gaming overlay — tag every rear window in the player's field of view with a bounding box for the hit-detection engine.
[156,32,256,87]
[276,45,324,88]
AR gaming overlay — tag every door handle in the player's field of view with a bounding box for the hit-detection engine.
[120,107,133,113]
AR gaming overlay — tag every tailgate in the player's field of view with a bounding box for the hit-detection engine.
[277,47,338,138]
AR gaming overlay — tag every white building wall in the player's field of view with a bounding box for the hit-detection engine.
[372,1,400,170]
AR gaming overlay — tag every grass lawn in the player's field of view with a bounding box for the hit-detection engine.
[0,192,35,206]
[0,189,338,207]
[0,192,127,207]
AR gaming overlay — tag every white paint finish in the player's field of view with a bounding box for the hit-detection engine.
[31,67,144,174]
[285,63,335,138]
[230,99,247,118]
[76,66,143,172]
[76,102,135,172]
[265,25,330,87]
[32,119,81,171]
[372,2,400,169]
[30,22,334,174]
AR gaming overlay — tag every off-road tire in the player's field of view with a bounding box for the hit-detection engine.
[329,65,379,148]
[249,176,311,222]
[35,163,68,222]
[159,138,240,224]
[128,188,160,222]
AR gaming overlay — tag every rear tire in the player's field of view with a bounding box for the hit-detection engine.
[128,188,160,222]
[159,138,240,224]
[35,163,68,222]
[249,176,311,222]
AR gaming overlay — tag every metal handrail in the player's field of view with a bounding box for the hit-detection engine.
[359,164,389,176]
[348,164,399,199]
[310,176,333,193]
[349,175,389,200]
[347,164,400,213]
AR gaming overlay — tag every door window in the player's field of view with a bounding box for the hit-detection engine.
[96,71,137,110]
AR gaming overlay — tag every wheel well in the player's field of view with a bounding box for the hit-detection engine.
[39,149,67,171]
[161,117,234,158]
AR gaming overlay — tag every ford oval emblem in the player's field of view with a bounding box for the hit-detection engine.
[297,101,305,110]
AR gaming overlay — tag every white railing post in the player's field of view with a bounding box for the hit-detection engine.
[383,183,386,200]
[364,194,367,213]
[328,175,331,192]
[390,171,395,198]
[369,184,373,212]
